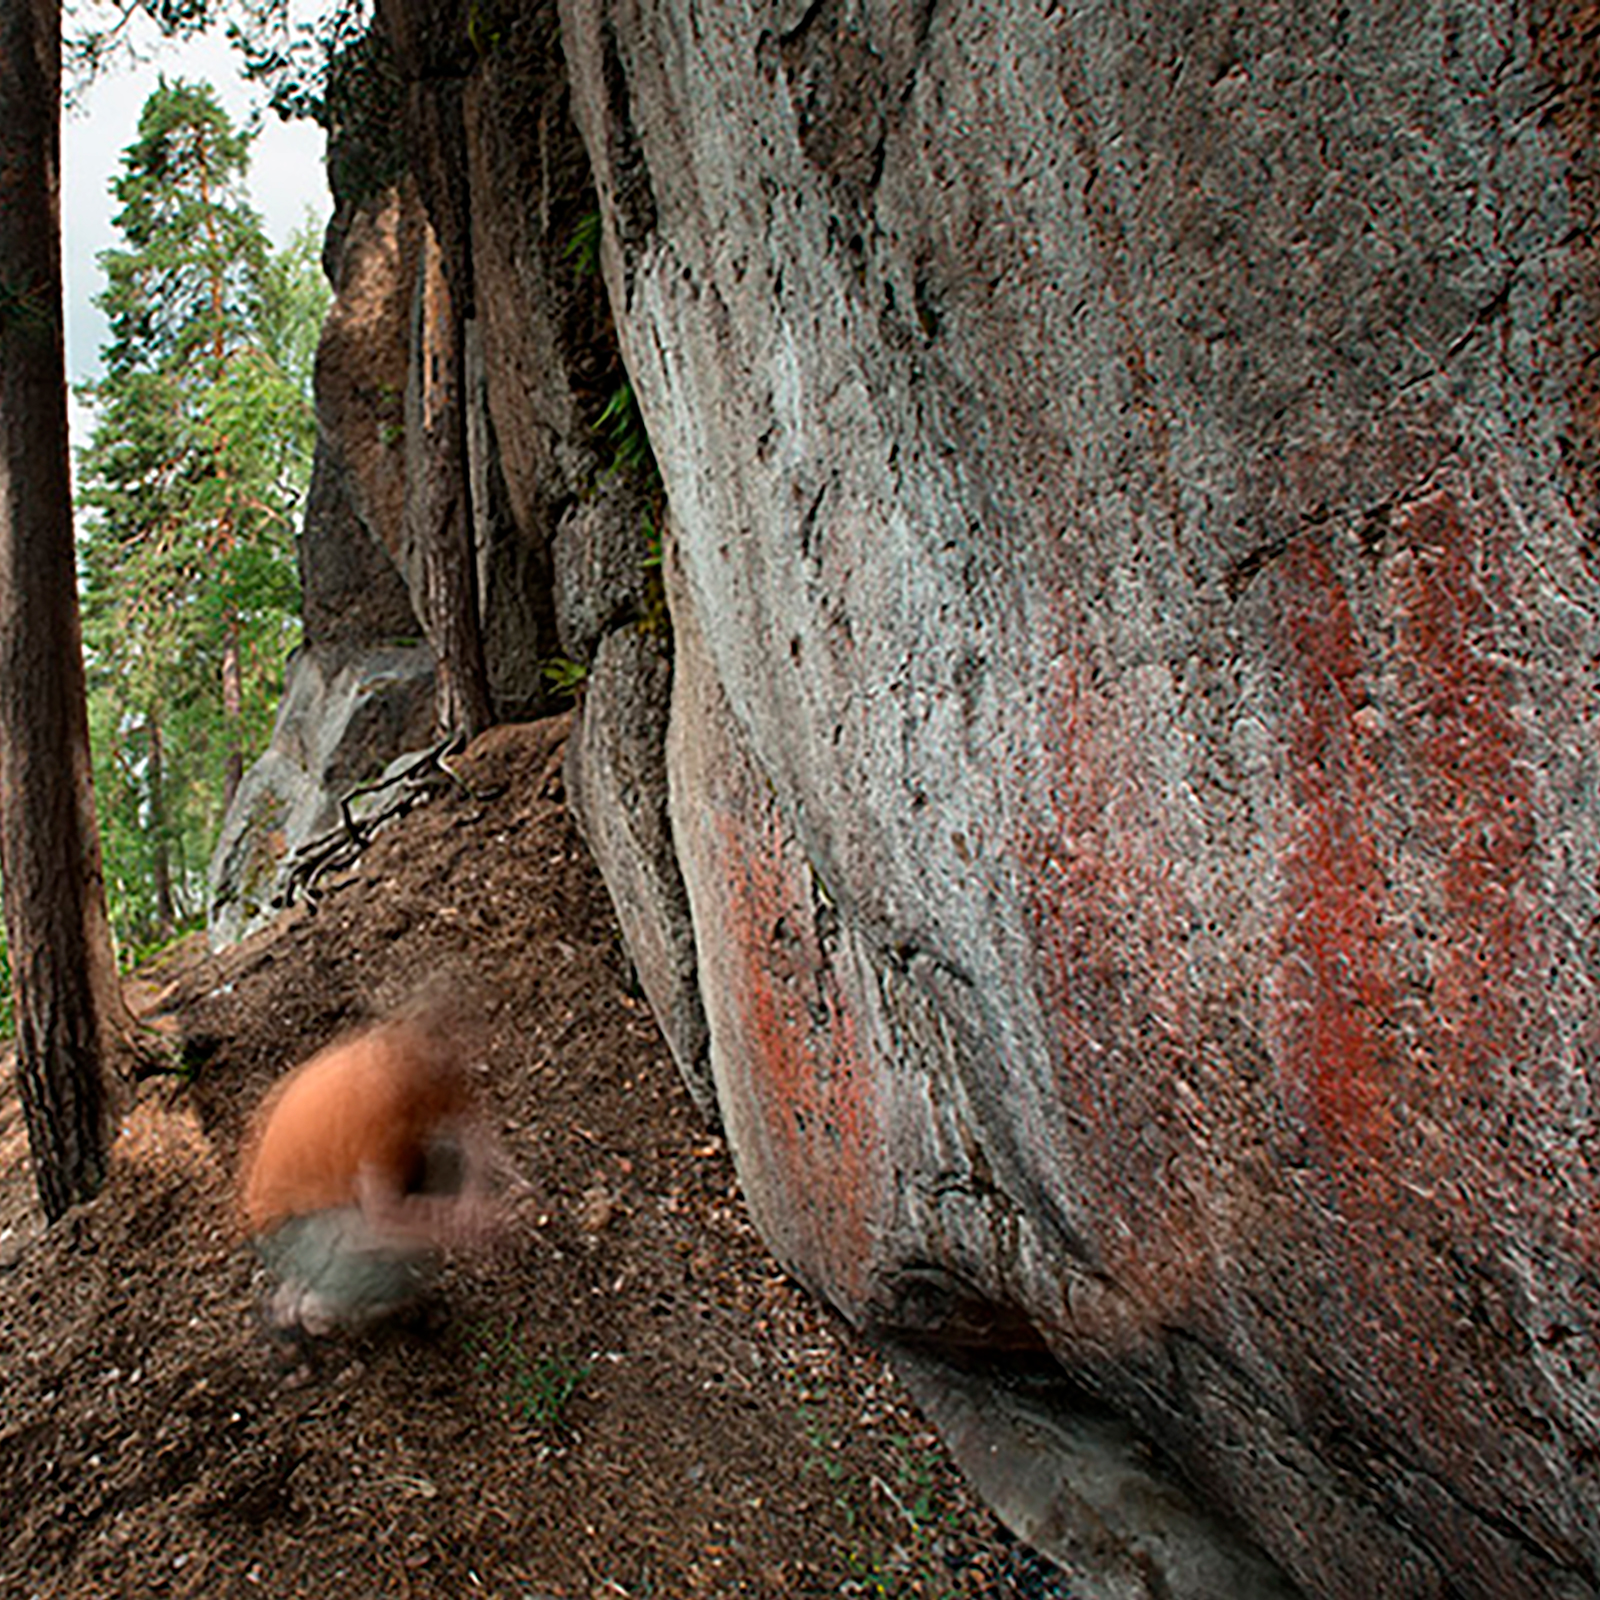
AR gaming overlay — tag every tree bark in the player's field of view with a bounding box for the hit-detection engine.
[409,223,492,741]
[0,0,127,1219]
[220,616,244,811]
[376,0,491,742]
[147,709,175,934]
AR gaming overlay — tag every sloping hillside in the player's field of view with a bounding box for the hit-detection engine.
[0,719,1064,1598]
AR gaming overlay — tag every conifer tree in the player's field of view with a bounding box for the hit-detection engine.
[77,81,323,943]
[0,0,129,1217]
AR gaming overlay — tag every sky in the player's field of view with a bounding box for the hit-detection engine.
[61,17,331,391]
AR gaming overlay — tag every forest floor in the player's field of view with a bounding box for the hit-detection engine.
[0,716,1070,1599]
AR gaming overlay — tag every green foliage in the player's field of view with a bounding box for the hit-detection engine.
[76,80,324,947]
[0,932,13,1042]
[636,512,671,640]
[66,1,211,98]
[640,508,664,570]
[227,0,405,208]
[585,359,668,637]
[540,655,590,702]
[595,379,656,480]
[463,1318,592,1433]
[584,368,672,645]
[465,0,507,61]
[66,3,399,208]
[99,78,265,359]
[255,219,330,414]
[798,1407,962,1599]
[225,0,368,123]
[565,209,603,280]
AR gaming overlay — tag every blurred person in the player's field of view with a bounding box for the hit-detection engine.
[239,997,503,1344]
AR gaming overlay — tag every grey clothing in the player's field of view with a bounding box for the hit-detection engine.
[256,1207,440,1331]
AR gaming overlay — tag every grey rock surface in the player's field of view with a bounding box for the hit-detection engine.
[213,2,1600,1591]
[889,1345,1299,1600]
[563,3,1600,1594]
[208,645,436,946]
[567,617,713,1118]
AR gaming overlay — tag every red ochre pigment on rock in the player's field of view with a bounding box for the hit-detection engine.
[1391,489,1540,1135]
[1270,534,1395,1170]
[711,805,883,1307]
[1016,634,1209,1314]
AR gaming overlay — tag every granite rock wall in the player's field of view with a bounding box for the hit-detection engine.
[215,4,1600,1592]
[559,3,1600,1594]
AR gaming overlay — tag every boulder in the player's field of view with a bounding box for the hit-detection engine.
[314,182,421,579]
[568,615,713,1117]
[217,1,1600,1588]
[208,644,436,947]
[562,3,1600,1594]
[551,473,657,664]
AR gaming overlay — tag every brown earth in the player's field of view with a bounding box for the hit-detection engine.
[0,717,1068,1599]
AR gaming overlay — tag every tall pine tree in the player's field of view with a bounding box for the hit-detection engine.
[77,80,323,944]
[0,0,130,1217]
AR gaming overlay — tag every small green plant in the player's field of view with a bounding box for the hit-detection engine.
[466,0,506,59]
[565,209,603,280]
[512,1348,592,1432]
[121,916,205,977]
[641,509,664,570]
[798,1407,961,1599]
[540,655,589,701]
[0,935,13,1041]
[890,1435,947,1530]
[595,379,656,479]
[634,507,672,640]
[465,1318,593,1433]
[375,381,404,448]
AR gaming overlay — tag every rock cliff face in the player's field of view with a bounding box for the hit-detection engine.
[216,4,1600,1594]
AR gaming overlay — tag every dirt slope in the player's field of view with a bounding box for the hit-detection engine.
[0,718,1067,1599]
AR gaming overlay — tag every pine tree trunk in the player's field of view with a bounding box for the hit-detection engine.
[0,0,125,1219]
[147,710,175,934]
[200,125,249,811]
[220,616,244,811]
[411,223,492,742]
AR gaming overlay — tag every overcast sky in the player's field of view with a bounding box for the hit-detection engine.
[62,19,331,389]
